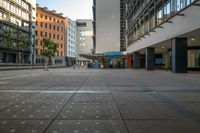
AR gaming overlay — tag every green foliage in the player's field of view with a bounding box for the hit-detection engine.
[42,38,58,58]
[2,27,14,50]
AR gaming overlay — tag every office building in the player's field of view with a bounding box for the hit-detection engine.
[66,18,76,67]
[125,0,200,73]
[76,19,93,66]
[93,0,126,54]
[0,0,36,64]
[35,5,67,65]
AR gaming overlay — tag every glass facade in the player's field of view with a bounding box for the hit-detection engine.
[126,0,197,45]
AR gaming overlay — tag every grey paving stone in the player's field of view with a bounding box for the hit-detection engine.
[0,120,50,133]
[57,102,121,120]
[161,92,200,102]
[0,69,200,132]
[112,92,158,103]
[45,120,128,133]
[126,120,200,133]
[47,86,79,91]
[148,85,200,91]
[118,103,185,120]
[29,93,73,102]
[0,101,65,120]
[0,86,18,90]
[79,86,109,91]
[109,86,142,91]
[70,93,114,103]
[0,92,38,102]
[183,102,200,115]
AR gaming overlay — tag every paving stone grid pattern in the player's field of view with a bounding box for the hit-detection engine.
[0,68,200,133]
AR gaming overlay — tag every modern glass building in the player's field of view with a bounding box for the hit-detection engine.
[125,0,200,73]
[0,0,36,64]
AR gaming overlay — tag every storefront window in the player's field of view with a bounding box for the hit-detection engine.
[188,50,200,68]
[195,53,200,67]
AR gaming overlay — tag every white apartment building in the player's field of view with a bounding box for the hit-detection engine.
[66,18,76,67]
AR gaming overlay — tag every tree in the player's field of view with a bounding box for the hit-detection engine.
[14,25,29,64]
[42,38,58,65]
[2,27,14,63]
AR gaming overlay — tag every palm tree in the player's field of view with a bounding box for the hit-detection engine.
[42,38,58,65]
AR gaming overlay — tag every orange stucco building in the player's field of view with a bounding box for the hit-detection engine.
[35,5,67,65]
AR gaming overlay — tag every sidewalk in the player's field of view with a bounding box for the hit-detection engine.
[0,64,66,71]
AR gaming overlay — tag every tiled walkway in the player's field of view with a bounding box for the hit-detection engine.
[0,69,200,133]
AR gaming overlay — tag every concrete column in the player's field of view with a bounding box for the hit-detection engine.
[171,38,187,73]
[146,47,155,70]
[0,52,2,63]
[133,52,140,69]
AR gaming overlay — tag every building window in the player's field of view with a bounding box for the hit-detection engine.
[41,14,43,18]
[57,26,59,31]
[156,9,163,25]
[40,22,43,27]
[57,35,59,40]
[45,15,47,19]
[36,39,38,45]
[45,23,47,28]
[49,24,51,29]
[40,31,43,36]
[40,40,43,46]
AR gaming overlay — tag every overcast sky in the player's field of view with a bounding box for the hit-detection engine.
[37,0,93,20]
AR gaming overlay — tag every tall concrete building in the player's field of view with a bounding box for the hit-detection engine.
[66,18,76,67]
[93,0,125,54]
[35,5,67,65]
[0,0,36,63]
[76,19,93,66]
[125,0,200,73]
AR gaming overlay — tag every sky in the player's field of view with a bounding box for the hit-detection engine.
[36,0,93,20]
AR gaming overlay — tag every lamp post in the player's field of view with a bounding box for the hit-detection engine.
[31,34,35,70]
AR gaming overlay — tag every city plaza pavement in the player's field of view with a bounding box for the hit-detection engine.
[0,68,200,133]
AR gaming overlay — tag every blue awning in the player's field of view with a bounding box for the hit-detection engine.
[102,52,124,57]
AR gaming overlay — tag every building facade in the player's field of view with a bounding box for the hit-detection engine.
[0,0,36,64]
[76,19,93,66]
[93,0,126,54]
[66,18,76,67]
[35,5,67,65]
[125,0,200,73]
